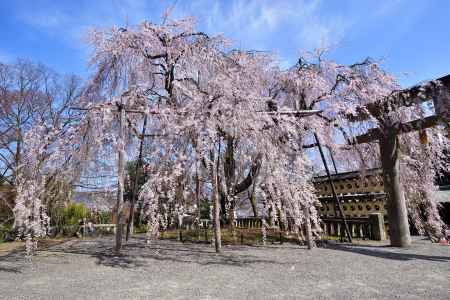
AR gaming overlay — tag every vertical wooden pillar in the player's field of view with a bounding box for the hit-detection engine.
[115,104,126,253]
[369,213,386,241]
[379,129,411,247]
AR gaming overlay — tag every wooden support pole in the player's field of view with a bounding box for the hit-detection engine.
[115,104,126,253]
[126,115,148,242]
[327,146,343,241]
[379,128,411,247]
[327,146,339,174]
[314,133,353,243]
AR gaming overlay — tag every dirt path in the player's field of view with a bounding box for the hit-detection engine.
[1,236,449,299]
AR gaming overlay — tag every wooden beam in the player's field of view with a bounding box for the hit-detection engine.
[349,115,440,145]
[72,106,321,117]
[262,110,322,117]
[346,74,450,121]
[396,115,439,134]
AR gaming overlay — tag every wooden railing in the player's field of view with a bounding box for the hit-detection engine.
[321,217,372,239]
[232,213,386,241]
[48,223,121,237]
[234,217,263,229]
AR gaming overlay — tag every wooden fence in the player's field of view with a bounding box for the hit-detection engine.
[231,213,386,241]
[321,217,372,239]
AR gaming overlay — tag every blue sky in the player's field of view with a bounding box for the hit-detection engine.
[0,0,449,87]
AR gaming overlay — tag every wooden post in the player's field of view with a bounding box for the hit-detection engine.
[369,213,386,241]
[115,103,126,253]
[126,115,147,242]
[379,129,411,247]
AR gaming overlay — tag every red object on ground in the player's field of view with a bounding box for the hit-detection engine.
[439,237,448,245]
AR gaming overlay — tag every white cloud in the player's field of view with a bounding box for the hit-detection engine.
[174,0,352,60]
[14,0,353,64]
[16,1,159,48]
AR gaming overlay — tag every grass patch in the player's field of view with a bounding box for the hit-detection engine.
[159,227,302,246]
[0,237,75,256]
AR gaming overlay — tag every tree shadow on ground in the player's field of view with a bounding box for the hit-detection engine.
[0,265,21,273]
[43,236,301,269]
[326,242,450,262]
[0,249,27,273]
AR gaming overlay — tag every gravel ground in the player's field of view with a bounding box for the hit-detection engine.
[0,236,449,300]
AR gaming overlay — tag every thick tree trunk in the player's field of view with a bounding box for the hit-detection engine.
[14,127,22,181]
[228,199,237,242]
[248,170,259,218]
[126,115,147,241]
[210,138,222,253]
[115,105,126,253]
[380,129,411,247]
[213,160,222,253]
[303,205,313,250]
[249,193,258,218]
[196,171,201,240]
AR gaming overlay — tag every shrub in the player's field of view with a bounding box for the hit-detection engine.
[49,202,89,236]
[63,203,89,226]
[0,223,15,243]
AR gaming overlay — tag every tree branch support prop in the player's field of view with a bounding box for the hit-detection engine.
[314,132,353,243]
